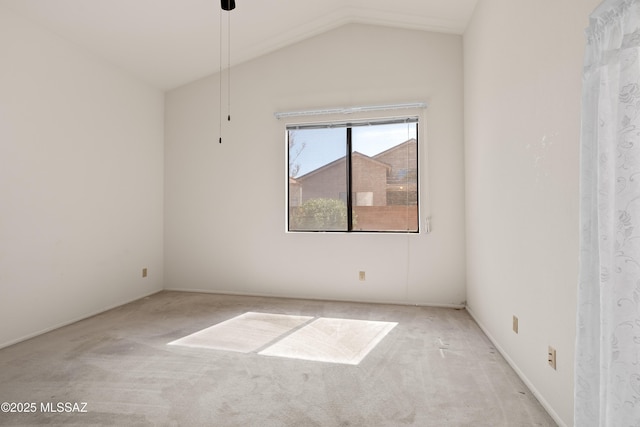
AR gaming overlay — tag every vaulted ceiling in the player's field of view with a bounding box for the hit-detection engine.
[0,0,478,90]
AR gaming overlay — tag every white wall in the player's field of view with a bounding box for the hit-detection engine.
[0,6,164,348]
[464,1,600,425]
[165,24,466,306]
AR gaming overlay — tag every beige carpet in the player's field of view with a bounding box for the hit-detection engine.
[0,292,559,426]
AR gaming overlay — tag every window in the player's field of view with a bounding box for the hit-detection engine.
[287,118,419,232]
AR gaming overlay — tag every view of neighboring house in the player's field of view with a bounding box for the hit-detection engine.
[290,139,418,231]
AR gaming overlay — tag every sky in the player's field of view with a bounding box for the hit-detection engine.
[289,122,417,177]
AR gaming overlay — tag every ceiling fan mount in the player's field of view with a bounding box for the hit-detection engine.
[221,0,235,11]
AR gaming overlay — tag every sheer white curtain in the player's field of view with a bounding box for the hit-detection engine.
[576,0,640,426]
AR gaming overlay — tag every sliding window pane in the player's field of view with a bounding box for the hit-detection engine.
[351,122,418,232]
[288,128,348,231]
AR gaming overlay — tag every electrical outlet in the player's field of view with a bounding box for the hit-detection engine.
[359,271,366,281]
[512,315,519,334]
[548,346,557,370]
[142,268,148,278]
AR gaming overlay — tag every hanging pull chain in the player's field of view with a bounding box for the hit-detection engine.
[227,7,231,123]
[219,7,223,143]
[219,0,235,143]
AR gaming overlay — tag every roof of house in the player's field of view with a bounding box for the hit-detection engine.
[372,138,417,160]
[296,151,391,181]
[295,138,416,181]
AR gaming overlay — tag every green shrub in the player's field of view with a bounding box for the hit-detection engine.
[292,198,354,230]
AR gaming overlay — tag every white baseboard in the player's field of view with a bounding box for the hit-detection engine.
[163,287,466,309]
[465,306,566,427]
[0,289,163,350]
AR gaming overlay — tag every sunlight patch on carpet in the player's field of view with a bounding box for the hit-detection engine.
[168,312,313,353]
[168,312,397,365]
[259,317,397,365]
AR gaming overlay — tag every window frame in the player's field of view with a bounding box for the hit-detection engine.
[286,116,420,234]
